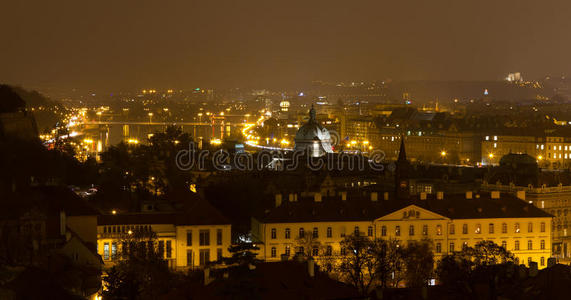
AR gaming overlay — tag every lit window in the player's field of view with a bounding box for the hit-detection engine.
[104,243,109,260]
[485,136,489,141]
[515,223,520,233]
[493,136,497,141]
[395,226,401,236]
[271,247,277,258]
[528,223,533,233]
[436,225,442,235]
[475,224,481,234]
[285,245,290,256]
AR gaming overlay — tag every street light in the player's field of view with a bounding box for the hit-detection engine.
[148,112,153,124]
[440,151,447,157]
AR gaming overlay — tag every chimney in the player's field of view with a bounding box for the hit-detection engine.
[383,192,389,201]
[341,191,347,201]
[275,194,282,207]
[370,192,378,202]
[516,190,526,201]
[308,257,315,278]
[59,211,66,236]
[289,193,295,202]
[465,191,473,199]
[420,192,427,200]
[436,191,444,200]
[314,192,322,202]
[491,191,500,199]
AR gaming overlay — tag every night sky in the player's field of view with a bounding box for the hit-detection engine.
[2,0,570,90]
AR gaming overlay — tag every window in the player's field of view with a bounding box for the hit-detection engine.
[217,248,223,261]
[502,223,507,234]
[422,225,428,235]
[541,222,546,232]
[312,246,319,256]
[515,223,520,233]
[186,250,193,266]
[462,224,468,234]
[285,228,291,239]
[313,227,319,238]
[166,240,172,258]
[199,249,210,266]
[271,228,276,239]
[367,226,373,237]
[111,242,117,259]
[326,245,332,256]
[449,243,455,252]
[381,226,387,236]
[199,230,210,246]
[436,243,441,253]
[502,241,507,249]
[528,223,533,233]
[297,246,304,255]
[541,240,545,250]
[489,223,494,234]
[528,240,532,250]
[463,242,468,250]
[299,228,305,238]
[327,227,332,238]
[541,257,545,266]
[104,243,110,260]
[475,224,481,234]
[450,224,455,235]
[341,247,346,255]
[285,245,290,256]
[354,226,360,236]
[409,225,415,236]
[436,225,442,235]
[186,230,192,246]
[514,240,520,250]
[395,226,401,236]
[217,229,223,245]
[271,247,276,258]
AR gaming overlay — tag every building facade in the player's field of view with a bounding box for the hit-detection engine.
[96,199,232,270]
[253,192,553,269]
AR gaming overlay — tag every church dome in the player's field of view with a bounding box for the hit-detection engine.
[294,105,333,156]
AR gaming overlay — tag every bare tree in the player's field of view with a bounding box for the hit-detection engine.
[337,234,377,295]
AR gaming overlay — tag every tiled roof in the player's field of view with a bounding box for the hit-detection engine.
[257,192,552,224]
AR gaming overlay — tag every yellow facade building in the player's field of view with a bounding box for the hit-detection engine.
[96,199,232,270]
[253,191,553,269]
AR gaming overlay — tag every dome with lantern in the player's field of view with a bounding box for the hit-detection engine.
[294,105,333,157]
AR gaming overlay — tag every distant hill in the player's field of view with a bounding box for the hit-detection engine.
[0,84,66,132]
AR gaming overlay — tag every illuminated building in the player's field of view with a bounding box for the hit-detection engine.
[96,198,231,269]
[252,191,553,269]
[294,105,333,157]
